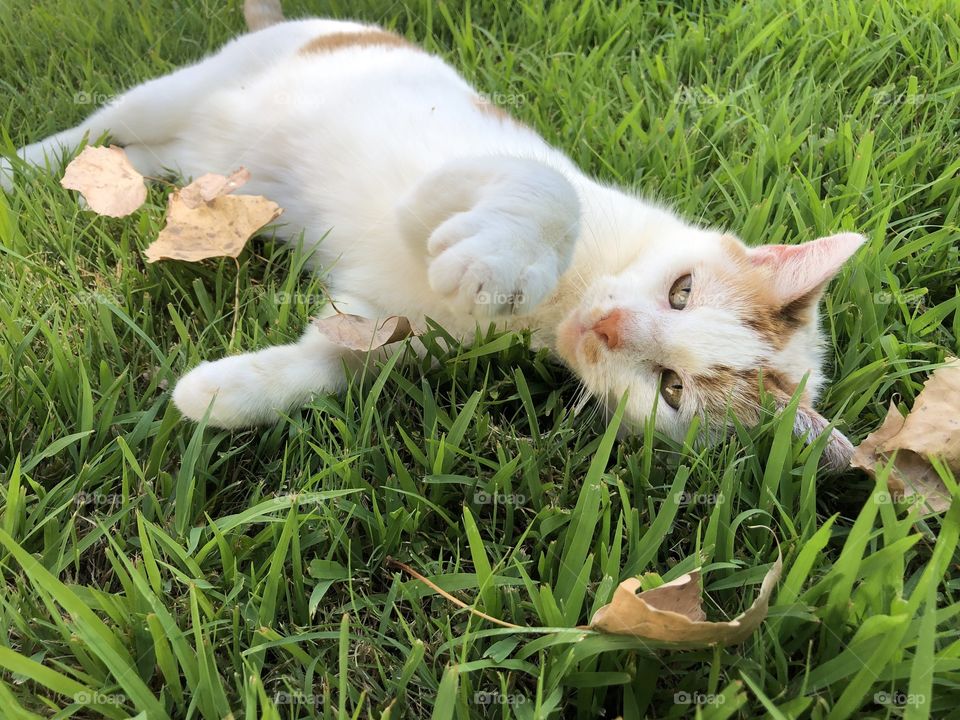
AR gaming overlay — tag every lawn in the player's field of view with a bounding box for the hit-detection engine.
[1,0,959,717]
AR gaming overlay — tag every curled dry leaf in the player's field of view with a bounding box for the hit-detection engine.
[60,145,147,217]
[851,357,960,515]
[179,167,251,209]
[144,185,282,263]
[589,554,782,647]
[313,314,414,351]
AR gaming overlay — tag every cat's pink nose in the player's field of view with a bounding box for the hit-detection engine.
[592,309,625,349]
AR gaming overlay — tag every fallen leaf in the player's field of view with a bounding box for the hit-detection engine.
[589,554,782,647]
[144,189,282,263]
[851,358,959,515]
[313,314,414,351]
[61,145,147,217]
[179,167,251,209]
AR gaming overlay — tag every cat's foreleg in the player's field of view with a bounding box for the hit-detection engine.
[173,299,381,428]
[397,156,581,318]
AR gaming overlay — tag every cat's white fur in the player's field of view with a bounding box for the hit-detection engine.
[2,6,865,468]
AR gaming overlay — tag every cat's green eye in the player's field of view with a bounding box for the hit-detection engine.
[660,369,683,409]
[668,274,692,309]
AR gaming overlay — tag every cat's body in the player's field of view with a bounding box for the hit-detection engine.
[3,1,864,468]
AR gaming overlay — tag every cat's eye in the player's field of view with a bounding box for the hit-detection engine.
[668,274,692,310]
[659,369,683,409]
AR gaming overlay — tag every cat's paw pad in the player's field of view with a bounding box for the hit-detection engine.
[426,210,564,316]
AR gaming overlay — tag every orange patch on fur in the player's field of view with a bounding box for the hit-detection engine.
[299,30,415,56]
[582,336,602,365]
[693,366,762,424]
[714,240,813,350]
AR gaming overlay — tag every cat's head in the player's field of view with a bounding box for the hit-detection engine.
[555,226,864,470]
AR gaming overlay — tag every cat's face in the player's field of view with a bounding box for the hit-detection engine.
[555,229,864,469]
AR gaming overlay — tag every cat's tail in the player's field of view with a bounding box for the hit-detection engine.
[244,0,284,31]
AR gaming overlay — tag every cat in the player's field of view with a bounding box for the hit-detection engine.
[2,0,864,470]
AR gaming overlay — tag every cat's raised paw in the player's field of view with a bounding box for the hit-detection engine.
[426,210,567,317]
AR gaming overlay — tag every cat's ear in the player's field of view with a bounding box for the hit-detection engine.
[792,403,854,473]
[749,232,865,306]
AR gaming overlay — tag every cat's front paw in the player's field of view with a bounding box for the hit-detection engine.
[173,355,283,429]
[426,209,569,316]
[400,155,580,317]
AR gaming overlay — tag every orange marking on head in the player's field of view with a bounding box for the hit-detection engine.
[299,30,415,56]
[713,238,817,350]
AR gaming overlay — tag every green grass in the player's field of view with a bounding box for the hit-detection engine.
[1,0,959,717]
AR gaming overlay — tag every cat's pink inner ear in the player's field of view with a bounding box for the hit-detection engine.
[750,232,865,305]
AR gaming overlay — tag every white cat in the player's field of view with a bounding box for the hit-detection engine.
[3,0,864,469]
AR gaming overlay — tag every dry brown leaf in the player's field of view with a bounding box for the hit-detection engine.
[851,358,959,515]
[144,189,282,263]
[313,314,414,351]
[179,167,251,209]
[589,554,782,647]
[60,145,147,217]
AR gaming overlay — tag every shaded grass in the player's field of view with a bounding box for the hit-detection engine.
[1,0,959,717]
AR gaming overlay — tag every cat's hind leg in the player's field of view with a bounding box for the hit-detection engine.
[3,19,365,185]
